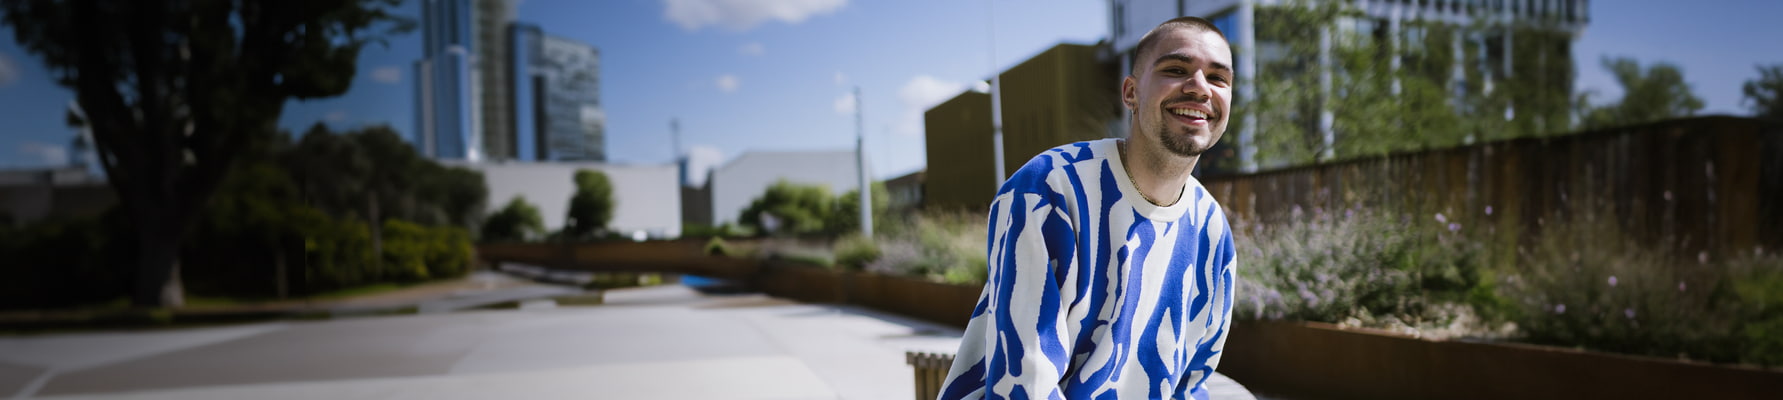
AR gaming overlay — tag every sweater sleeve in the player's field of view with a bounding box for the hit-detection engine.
[939,190,1078,400]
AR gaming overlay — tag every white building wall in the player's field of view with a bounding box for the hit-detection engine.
[709,150,869,226]
[454,162,681,238]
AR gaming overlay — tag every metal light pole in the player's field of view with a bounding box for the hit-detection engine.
[989,0,1007,187]
[854,86,873,237]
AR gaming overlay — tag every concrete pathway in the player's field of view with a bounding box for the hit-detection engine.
[0,283,1254,399]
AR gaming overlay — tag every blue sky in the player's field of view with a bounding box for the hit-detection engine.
[2,0,1780,181]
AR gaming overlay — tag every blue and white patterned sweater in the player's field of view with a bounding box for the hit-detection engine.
[938,139,1237,400]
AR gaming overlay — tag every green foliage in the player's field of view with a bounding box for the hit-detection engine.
[829,181,890,235]
[704,237,733,256]
[739,180,835,236]
[564,169,616,240]
[1241,1,1577,168]
[1234,207,1492,327]
[1501,206,1783,366]
[856,209,989,285]
[682,223,752,239]
[0,211,132,309]
[281,124,487,232]
[1578,57,1705,130]
[0,0,410,307]
[379,220,474,282]
[178,124,481,299]
[481,195,545,242]
[833,234,881,271]
[1743,64,1783,121]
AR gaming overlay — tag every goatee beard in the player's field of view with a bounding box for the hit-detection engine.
[1152,121,1208,158]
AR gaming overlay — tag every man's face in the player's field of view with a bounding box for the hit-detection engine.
[1122,28,1234,158]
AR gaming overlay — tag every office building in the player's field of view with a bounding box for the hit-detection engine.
[1107,0,1589,170]
[511,24,606,162]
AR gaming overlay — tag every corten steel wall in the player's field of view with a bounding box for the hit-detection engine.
[1222,320,1783,400]
[923,91,995,211]
[1200,116,1783,255]
[922,43,1120,211]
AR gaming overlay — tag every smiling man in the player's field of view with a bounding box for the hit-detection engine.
[937,16,1238,400]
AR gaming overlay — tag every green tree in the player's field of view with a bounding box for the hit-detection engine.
[1579,57,1705,130]
[482,195,544,242]
[564,169,615,239]
[1744,64,1783,121]
[0,0,409,306]
[829,181,889,235]
[739,180,833,236]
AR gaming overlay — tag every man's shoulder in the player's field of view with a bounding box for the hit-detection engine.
[997,139,1116,197]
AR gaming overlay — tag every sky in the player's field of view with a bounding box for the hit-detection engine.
[2,0,1781,181]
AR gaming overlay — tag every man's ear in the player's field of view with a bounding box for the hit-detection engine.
[1121,75,1137,112]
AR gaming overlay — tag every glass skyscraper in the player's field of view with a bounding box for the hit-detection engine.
[415,0,478,160]
[511,23,605,162]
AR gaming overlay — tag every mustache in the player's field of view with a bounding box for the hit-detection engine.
[1163,95,1219,120]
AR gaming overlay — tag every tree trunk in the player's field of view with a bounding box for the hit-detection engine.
[132,217,185,307]
[369,192,382,274]
[275,239,289,300]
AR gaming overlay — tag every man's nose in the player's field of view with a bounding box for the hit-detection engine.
[1181,72,1211,100]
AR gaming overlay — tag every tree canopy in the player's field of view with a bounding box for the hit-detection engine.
[1578,57,1705,130]
[564,169,615,239]
[1744,64,1783,121]
[0,0,410,306]
[483,195,545,243]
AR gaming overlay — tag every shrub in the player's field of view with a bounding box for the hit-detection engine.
[855,209,988,285]
[739,180,834,236]
[0,212,131,309]
[564,170,615,240]
[482,195,544,242]
[1234,205,1500,336]
[1487,204,1783,366]
[833,234,880,271]
[704,237,732,256]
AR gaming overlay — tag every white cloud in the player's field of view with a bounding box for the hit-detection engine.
[326,110,349,123]
[684,145,725,186]
[895,75,967,136]
[370,65,402,84]
[833,71,848,86]
[739,42,765,56]
[716,74,740,93]
[0,53,19,88]
[972,80,992,93]
[18,141,68,166]
[833,91,856,115]
[664,0,846,32]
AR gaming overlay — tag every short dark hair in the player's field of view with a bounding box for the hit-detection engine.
[1129,16,1229,76]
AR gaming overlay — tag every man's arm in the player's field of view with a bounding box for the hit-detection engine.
[1178,218,1237,400]
[975,191,1077,400]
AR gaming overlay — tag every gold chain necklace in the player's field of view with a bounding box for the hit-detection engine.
[1118,140,1173,206]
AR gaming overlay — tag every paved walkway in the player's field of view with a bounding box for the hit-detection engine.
[0,282,1255,399]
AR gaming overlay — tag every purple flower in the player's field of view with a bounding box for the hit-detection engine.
[1678,281,1687,292]
[1435,213,1447,223]
[1624,308,1636,319]
[1608,276,1618,287]
[1698,251,1709,265]
[1555,304,1566,314]
[1448,223,1461,232]
[1484,206,1493,216]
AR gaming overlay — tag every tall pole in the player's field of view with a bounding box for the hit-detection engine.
[671,118,685,186]
[989,0,1007,188]
[854,86,873,237]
